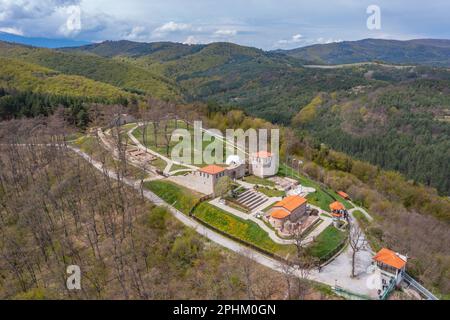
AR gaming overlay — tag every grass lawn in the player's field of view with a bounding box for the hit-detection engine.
[144,180,202,214]
[243,175,275,187]
[133,120,238,167]
[133,120,194,159]
[256,187,285,198]
[353,210,369,225]
[151,157,169,171]
[278,163,353,211]
[168,163,191,172]
[118,123,138,144]
[193,202,296,258]
[307,225,347,260]
[65,132,84,142]
[225,198,250,213]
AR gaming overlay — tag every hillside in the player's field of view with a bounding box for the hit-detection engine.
[63,40,205,60]
[0,57,132,100]
[279,39,450,67]
[293,79,450,195]
[0,41,181,100]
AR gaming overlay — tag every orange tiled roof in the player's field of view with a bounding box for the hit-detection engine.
[274,195,307,213]
[337,191,350,199]
[253,151,272,158]
[271,209,290,219]
[329,201,345,211]
[373,248,407,269]
[199,165,225,175]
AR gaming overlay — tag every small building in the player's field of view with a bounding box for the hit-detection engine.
[268,195,308,229]
[226,162,246,180]
[191,165,227,195]
[337,191,350,200]
[373,248,407,296]
[249,151,278,178]
[329,201,347,219]
[185,163,246,195]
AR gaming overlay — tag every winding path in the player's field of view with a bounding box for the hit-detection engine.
[127,124,197,175]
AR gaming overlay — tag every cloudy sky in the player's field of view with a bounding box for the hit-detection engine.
[0,0,449,49]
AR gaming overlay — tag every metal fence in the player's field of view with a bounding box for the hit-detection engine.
[404,273,439,300]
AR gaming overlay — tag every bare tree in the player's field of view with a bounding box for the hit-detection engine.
[290,222,308,260]
[239,250,255,300]
[279,260,296,300]
[294,254,317,300]
[147,98,165,149]
[349,222,366,278]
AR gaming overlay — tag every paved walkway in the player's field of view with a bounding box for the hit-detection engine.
[97,129,159,177]
[127,125,197,175]
[315,240,377,298]
[348,203,374,222]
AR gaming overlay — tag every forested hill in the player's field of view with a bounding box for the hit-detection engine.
[0,41,181,101]
[278,38,450,67]
[61,40,206,60]
[292,80,450,195]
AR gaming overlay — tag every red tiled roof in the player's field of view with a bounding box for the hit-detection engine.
[199,165,225,175]
[271,209,290,219]
[337,191,350,199]
[373,248,407,269]
[274,195,307,213]
[329,201,345,211]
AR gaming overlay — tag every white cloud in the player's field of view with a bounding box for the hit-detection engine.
[292,34,303,42]
[214,29,237,37]
[0,0,80,21]
[277,33,303,45]
[0,0,82,38]
[0,26,24,35]
[123,26,148,41]
[152,21,201,38]
[183,35,200,45]
[316,37,342,44]
[0,1,447,49]
[156,21,191,33]
[58,5,82,36]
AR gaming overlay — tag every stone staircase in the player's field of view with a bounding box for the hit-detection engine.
[236,189,269,211]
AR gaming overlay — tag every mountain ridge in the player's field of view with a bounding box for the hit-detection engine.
[277,38,450,66]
